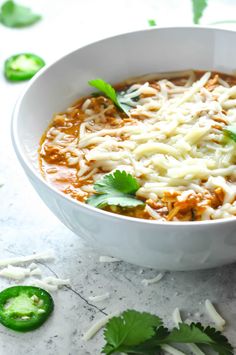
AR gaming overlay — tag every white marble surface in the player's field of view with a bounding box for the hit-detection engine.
[1,0,236,354]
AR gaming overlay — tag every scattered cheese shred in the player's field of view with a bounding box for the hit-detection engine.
[99,256,121,263]
[88,292,110,302]
[43,276,70,287]
[33,280,58,292]
[141,272,164,286]
[188,344,205,355]
[172,307,182,326]
[83,311,121,341]
[33,277,70,291]
[30,267,42,277]
[161,344,185,355]
[0,250,55,267]
[29,263,38,270]
[172,308,205,355]
[205,299,226,331]
[0,265,31,280]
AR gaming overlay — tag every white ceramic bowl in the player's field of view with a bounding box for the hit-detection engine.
[12,27,236,271]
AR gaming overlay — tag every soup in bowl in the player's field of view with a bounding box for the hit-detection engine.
[12,27,236,270]
[39,70,236,222]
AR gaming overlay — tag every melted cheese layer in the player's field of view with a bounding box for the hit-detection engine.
[40,71,236,221]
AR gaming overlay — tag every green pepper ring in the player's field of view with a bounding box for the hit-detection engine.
[4,53,45,82]
[0,286,54,332]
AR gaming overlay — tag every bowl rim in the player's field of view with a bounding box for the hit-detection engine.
[11,25,236,227]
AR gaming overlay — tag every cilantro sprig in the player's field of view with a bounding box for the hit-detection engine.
[148,19,156,27]
[191,0,208,24]
[103,310,163,354]
[86,170,144,209]
[88,79,134,116]
[102,310,233,355]
[0,0,41,28]
[223,125,236,142]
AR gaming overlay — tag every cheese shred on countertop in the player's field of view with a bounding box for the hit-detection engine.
[205,299,226,331]
[161,344,185,355]
[83,311,121,341]
[99,256,121,263]
[172,308,205,355]
[40,71,236,221]
[141,272,164,286]
[0,250,55,267]
[88,292,110,302]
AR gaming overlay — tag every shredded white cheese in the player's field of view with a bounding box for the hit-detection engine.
[0,250,55,267]
[145,204,163,220]
[32,276,70,292]
[0,265,31,280]
[161,344,186,355]
[43,276,70,287]
[205,299,226,331]
[188,344,205,355]
[45,71,236,221]
[88,292,110,302]
[29,263,38,270]
[172,308,205,355]
[99,256,121,263]
[30,267,42,277]
[141,272,164,286]
[83,311,121,341]
[33,280,58,292]
[172,307,182,326]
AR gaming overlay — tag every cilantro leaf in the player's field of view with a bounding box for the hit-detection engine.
[120,326,169,355]
[194,323,234,355]
[94,170,140,195]
[102,310,163,354]
[165,323,213,343]
[0,0,41,28]
[148,19,156,27]
[89,79,119,106]
[223,125,236,142]
[101,310,234,355]
[191,0,208,24]
[86,170,144,209]
[86,193,144,209]
[88,78,130,115]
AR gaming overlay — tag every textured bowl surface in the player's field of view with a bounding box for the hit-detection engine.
[12,27,236,270]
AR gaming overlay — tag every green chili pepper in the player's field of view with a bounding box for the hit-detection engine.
[4,53,45,81]
[0,286,54,332]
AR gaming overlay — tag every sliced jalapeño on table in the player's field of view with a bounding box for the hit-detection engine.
[4,53,45,81]
[0,285,54,332]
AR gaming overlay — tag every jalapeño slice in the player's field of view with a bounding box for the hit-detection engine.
[0,286,54,332]
[4,53,45,81]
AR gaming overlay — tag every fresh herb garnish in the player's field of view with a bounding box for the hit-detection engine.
[223,126,236,142]
[86,170,144,209]
[148,19,156,27]
[88,79,131,116]
[0,0,41,28]
[102,310,233,355]
[191,0,208,24]
[103,310,163,354]
[193,323,234,355]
